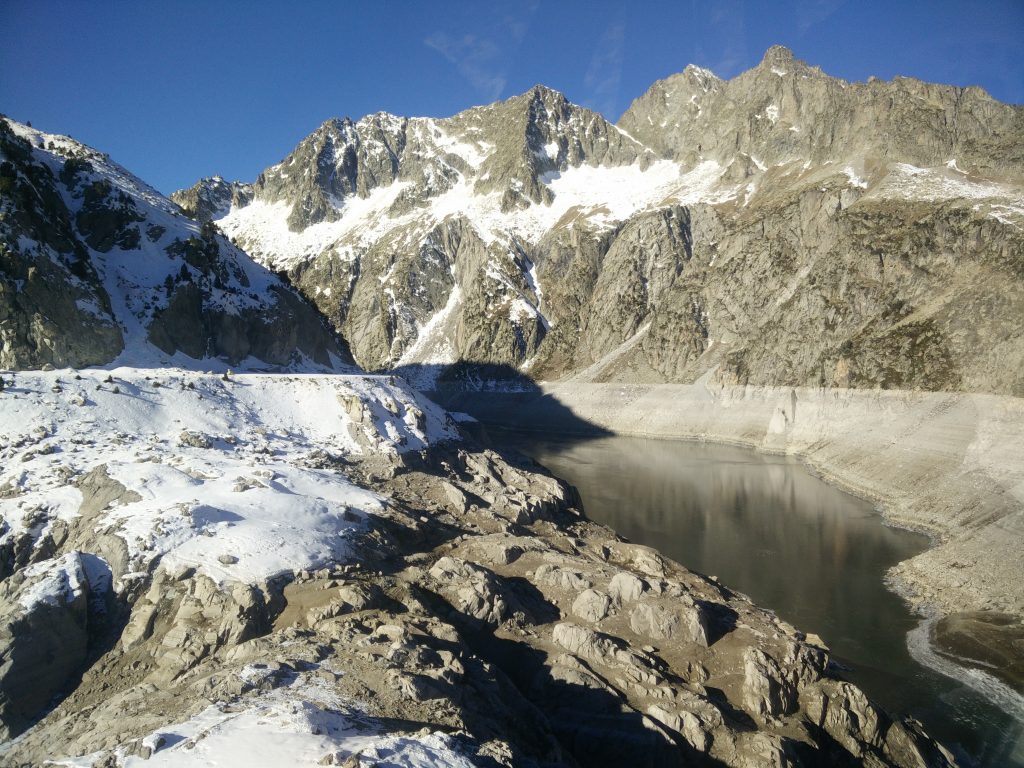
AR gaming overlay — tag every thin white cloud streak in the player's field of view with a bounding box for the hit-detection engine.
[795,0,846,33]
[423,1,539,103]
[583,21,626,118]
[424,33,507,102]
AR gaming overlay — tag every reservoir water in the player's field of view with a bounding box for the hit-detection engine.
[491,428,1024,767]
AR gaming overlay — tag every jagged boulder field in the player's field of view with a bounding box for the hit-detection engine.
[174,46,1024,394]
[0,370,957,767]
[0,117,347,371]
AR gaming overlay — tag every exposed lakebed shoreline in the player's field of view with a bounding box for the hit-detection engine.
[436,382,1024,763]
[437,381,1024,620]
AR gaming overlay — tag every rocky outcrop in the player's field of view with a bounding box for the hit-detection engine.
[0,117,348,370]
[0,551,111,738]
[170,176,253,223]
[0,121,124,368]
[455,85,650,210]
[0,371,957,766]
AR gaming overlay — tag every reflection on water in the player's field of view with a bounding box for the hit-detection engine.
[492,429,1024,768]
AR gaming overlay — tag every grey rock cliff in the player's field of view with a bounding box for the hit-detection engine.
[0,117,348,370]
[529,176,1024,395]
[170,175,253,223]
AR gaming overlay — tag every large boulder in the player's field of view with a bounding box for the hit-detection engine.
[0,551,109,738]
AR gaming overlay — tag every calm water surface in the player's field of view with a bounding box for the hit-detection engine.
[492,429,1024,767]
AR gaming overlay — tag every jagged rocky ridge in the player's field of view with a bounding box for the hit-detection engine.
[0,117,347,371]
[176,46,1024,394]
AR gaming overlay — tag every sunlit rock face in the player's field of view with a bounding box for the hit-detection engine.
[176,46,1023,394]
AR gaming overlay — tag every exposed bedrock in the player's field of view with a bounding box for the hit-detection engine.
[0,439,957,767]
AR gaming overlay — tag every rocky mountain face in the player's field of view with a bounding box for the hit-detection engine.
[619,46,1024,181]
[170,175,253,224]
[0,117,347,370]
[180,47,1024,394]
[174,86,666,384]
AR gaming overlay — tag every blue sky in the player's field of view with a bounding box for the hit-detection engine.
[2,0,1021,194]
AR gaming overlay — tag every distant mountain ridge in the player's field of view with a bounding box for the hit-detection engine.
[620,46,1024,180]
[172,46,1024,395]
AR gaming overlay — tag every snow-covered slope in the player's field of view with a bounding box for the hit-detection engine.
[0,117,347,371]
[0,364,463,747]
[56,669,478,768]
[0,368,454,587]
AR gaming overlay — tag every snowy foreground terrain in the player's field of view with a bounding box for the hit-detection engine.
[0,367,477,766]
[0,366,963,767]
[60,669,476,768]
[0,369,454,584]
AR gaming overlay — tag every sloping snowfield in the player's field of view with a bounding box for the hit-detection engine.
[52,669,477,768]
[0,368,456,589]
[0,367,470,765]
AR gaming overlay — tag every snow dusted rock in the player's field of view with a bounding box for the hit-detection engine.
[0,118,347,371]
[0,306,960,768]
[171,175,253,224]
[620,45,1024,180]
[177,429,212,449]
[0,551,109,738]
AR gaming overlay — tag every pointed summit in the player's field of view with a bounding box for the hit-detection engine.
[760,44,796,70]
[499,83,570,112]
[527,83,565,99]
[682,63,722,92]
